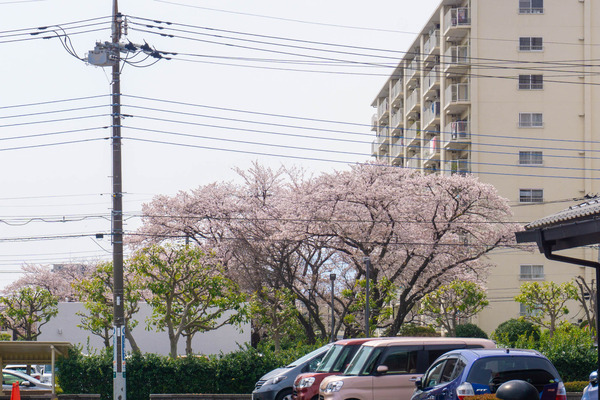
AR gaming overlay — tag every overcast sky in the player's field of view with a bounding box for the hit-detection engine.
[0,0,440,288]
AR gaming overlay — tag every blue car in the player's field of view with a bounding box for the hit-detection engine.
[582,371,598,400]
[410,348,566,400]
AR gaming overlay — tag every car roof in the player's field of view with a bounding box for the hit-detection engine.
[442,348,544,358]
[333,337,396,346]
[360,337,496,348]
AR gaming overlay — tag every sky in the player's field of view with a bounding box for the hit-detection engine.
[0,0,440,288]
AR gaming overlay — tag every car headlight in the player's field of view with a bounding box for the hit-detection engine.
[266,376,287,386]
[323,381,344,393]
[298,377,316,389]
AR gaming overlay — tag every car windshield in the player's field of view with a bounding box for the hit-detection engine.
[467,355,560,393]
[344,346,383,376]
[316,344,360,373]
[287,345,329,368]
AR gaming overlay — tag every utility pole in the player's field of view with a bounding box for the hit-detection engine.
[111,0,126,399]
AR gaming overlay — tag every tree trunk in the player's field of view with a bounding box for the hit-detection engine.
[185,334,193,355]
[125,325,140,354]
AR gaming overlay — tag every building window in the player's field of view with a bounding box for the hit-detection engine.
[519,113,543,128]
[520,37,543,51]
[520,265,544,280]
[519,151,543,165]
[519,75,543,90]
[519,0,543,14]
[520,189,543,203]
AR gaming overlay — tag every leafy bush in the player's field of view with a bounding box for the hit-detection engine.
[455,323,488,339]
[492,318,540,347]
[57,344,322,400]
[564,381,588,392]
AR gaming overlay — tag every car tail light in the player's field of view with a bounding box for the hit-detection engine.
[555,382,567,400]
[457,382,475,400]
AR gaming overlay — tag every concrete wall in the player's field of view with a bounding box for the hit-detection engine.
[38,302,250,356]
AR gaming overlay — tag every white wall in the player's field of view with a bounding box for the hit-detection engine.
[38,302,251,356]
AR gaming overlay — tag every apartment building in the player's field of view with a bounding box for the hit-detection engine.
[370,0,600,333]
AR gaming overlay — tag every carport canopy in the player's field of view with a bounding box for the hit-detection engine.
[0,341,72,395]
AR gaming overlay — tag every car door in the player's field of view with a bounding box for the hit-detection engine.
[372,345,422,400]
[412,356,464,400]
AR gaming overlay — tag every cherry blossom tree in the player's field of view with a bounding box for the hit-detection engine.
[134,162,519,339]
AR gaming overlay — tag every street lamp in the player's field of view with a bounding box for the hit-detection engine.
[330,273,336,342]
[363,257,371,337]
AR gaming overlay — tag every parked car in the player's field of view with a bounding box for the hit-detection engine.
[36,364,55,385]
[319,337,495,400]
[293,339,378,400]
[253,344,332,400]
[582,371,598,400]
[2,369,51,391]
[410,348,566,400]
[4,365,41,380]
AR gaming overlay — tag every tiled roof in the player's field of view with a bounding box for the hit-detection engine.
[526,197,600,229]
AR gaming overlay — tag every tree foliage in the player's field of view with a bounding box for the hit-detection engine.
[130,243,247,357]
[492,318,541,347]
[134,162,519,340]
[0,286,59,340]
[72,261,142,352]
[514,281,578,336]
[419,280,489,336]
[455,323,488,338]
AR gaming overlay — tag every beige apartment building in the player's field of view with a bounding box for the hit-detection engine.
[370,0,600,333]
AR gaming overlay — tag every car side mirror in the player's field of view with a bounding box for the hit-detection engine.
[20,381,32,387]
[590,371,598,386]
[376,365,389,375]
[415,378,423,390]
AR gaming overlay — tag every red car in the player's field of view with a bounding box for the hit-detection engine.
[292,338,376,400]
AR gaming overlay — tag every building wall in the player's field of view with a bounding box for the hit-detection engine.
[371,0,599,333]
[38,302,251,356]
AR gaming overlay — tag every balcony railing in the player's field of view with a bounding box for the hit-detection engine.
[406,89,420,116]
[445,7,471,30]
[445,83,470,106]
[449,121,470,139]
[406,121,420,145]
[446,159,470,175]
[377,98,389,118]
[390,140,404,160]
[391,110,403,128]
[423,31,440,56]
[407,155,420,170]
[423,101,440,128]
[423,67,439,93]
[406,57,420,82]
[423,136,440,160]
[444,45,470,69]
[391,78,403,104]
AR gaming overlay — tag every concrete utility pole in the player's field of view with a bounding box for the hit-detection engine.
[110,0,126,399]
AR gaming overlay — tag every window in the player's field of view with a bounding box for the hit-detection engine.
[380,348,419,374]
[519,113,543,128]
[519,0,543,14]
[520,189,543,203]
[520,37,543,51]
[519,75,543,89]
[520,264,544,280]
[519,151,543,165]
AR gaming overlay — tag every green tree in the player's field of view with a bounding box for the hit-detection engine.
[0,286,58,340]
[455,323,488,338]
[130,243,248,358]
[492,318,541,347]
[72,261,142,352]
[249,287,301,352]
[514,281,578,336]
[419,280,489,336]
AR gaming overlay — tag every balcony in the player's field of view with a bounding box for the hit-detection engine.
[422,101,440,133]
[423,67,440,99]
[405,88,420,119]
[423,135,440,167]
[377,97,389,122]
[405,121,421,148]
[444,45,470,75]
[390,138,404,165]
[423,30,440,64]
[406,57,420,86]
[407,154,421,171]
[444,7,471,42]
[391,78,404,107]
[391,110,403,135]
[371,139,379,157]
[371,114,378,131]
[445,158,470,176]
[444,83,470,114]
[443,121,470,150]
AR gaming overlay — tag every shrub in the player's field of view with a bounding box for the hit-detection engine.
[564,381,588,392]
[455,323,488,339]
[492,318,540,347]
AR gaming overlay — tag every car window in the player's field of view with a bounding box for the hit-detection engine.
[423,360,446,388]
[287,345,330,368]
[330,345,360,373]
[3,372,23,385]
[306,352,327,372]
[380,348,419,374]
[345,347,383,376]
[316,345,344,373]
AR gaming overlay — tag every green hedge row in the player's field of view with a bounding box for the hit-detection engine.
[57,345,319,400]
